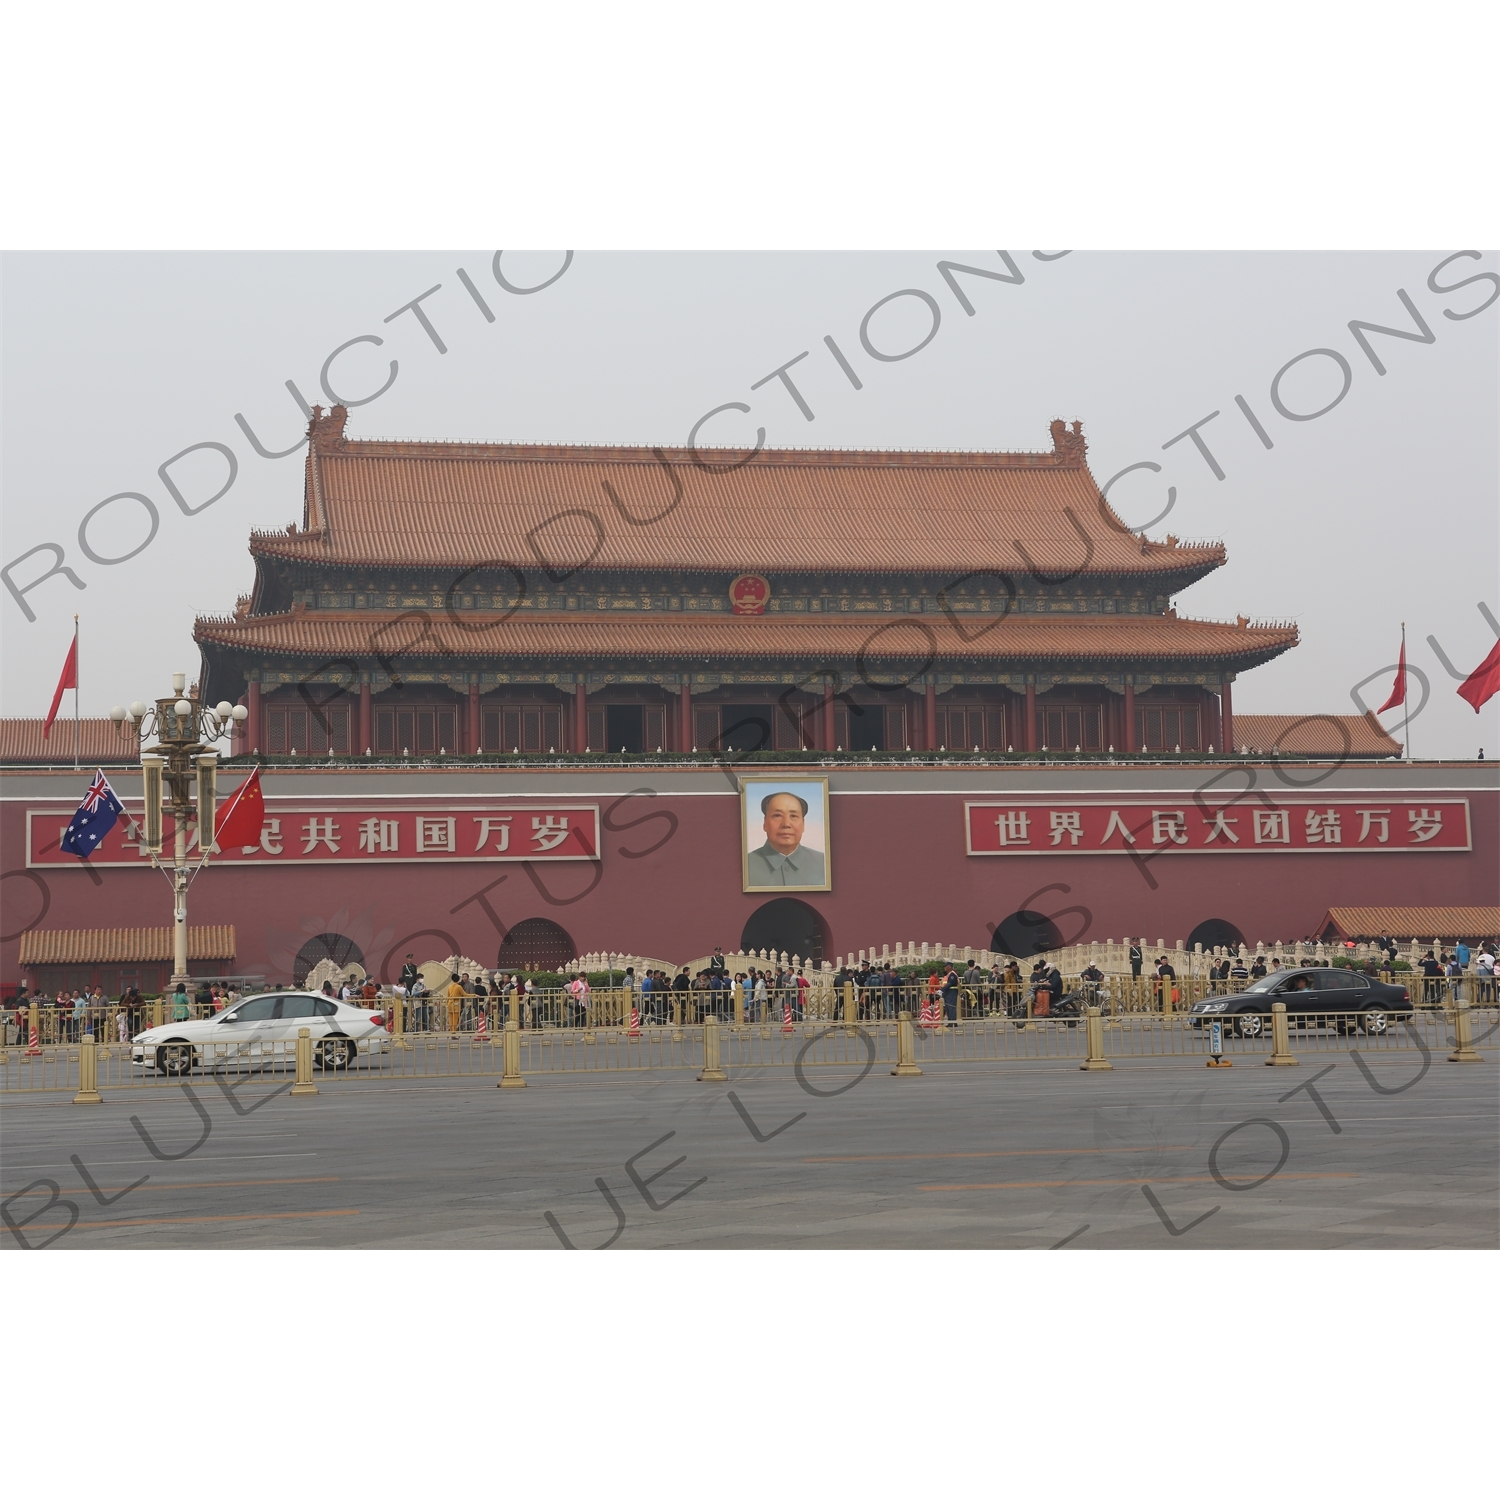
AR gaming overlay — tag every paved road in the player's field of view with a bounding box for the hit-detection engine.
[3,1054,1495,1249]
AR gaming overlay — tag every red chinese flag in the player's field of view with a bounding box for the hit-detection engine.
[1376,638,1406,713]
[1457,639,1500,713]
[42,637,78,740]
[214,766,265,850]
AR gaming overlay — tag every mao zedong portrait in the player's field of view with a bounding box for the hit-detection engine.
[746,790,827,887]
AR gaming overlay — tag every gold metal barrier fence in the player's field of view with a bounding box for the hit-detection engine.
[5,1004,1494,1095]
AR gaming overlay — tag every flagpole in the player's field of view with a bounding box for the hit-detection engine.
[73,615,80,773]
[1400,622,1410,761]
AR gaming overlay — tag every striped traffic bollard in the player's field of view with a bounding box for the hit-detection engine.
[476,1008,489,1040]
[26,1002,41,1056]
[781,1004,795,1034]
[919,999,940,1030]
[628,1007,641,1038]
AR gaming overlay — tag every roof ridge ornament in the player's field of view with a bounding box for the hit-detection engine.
[1049,418,1087,464]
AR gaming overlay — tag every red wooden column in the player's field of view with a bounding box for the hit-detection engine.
[248,679,261,753]
[468,681,481,753]
[1205,689,1221,754]
[680,681,693,750]
[1123,681,1136,753]
[1220,680,1234,755]
[575,682,588,752]
[1024,681,1037,751]
[924,683,937,751]
[359,680,372,755]
[822,680,835,751]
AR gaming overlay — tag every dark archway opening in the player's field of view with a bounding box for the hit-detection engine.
[606,705,644,753]
[718,704,773,753]
[293,933,364,985]
[1188,918,1246,952]
[498,918,577,972]
[991,910,1064,958]
[741,898,828,962]
[846,703,884,752]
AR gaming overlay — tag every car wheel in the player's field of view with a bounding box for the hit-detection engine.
[1359,1007,1388,1035]
[1234,1013,1265,1039]
[316,1037,356,1070]
[155,1042,195,1076]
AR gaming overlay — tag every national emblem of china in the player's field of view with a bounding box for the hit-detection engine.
[729,574,770,614]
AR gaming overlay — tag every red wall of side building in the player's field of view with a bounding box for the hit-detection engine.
[3,763,1494,983]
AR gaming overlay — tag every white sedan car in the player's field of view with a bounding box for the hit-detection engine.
[132,991,388,1075]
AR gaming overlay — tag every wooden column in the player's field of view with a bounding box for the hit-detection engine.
[359,680,372,755]
[468,681,481,754]
[1123,680,1136,753]
[924,682,937,751]
[1205,689,1221,753]
[1221,680,1234,756]
[575,682,588,752]
[248,679,261,753]
[1024,681,1037,752]
[823,680,835,752]
[681,681,693,750]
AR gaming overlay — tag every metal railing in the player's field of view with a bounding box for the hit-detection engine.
[5,1000,1494,1095]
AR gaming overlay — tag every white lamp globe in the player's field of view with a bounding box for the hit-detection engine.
[174,698,193,716]
[129,701,148,718]
[231,705,249,722]
[215,701,233,717]
[109,705,126,722]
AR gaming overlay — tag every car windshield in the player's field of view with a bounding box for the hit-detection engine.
[1243,974,1289,993]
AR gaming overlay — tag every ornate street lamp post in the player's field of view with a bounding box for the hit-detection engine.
[109,673,248,992]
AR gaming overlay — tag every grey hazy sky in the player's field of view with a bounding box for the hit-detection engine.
[2,249,1496,756]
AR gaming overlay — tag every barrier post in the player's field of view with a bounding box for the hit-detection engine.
[291,1026,318,1096]
[892,1011,922,1076]
[499,1017,527,1088]
[699,1014,728,1082]
[1266,1001,1297,1066]
[733,985,744,1027]
[1161,980,1172,1016]
[392,990,410,1049]
[73,1031,103,1104]
[1448,993,1483,1064]
[26,1001,42,1055]
[1080,1006,1113,1070]
[843,981,856,1027]
[152,997,163,1030]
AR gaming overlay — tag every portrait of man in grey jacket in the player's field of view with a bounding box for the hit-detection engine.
[743,781,831,890]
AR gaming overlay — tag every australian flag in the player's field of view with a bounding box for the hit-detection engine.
[60,770,124,859]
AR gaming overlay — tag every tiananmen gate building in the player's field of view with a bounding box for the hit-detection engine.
[3,408,1493,989]
[196,408,1296,758]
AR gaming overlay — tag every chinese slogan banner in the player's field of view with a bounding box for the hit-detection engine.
[28,803,601,867]
[965,799,1471,856]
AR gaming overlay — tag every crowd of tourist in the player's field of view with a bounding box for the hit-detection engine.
[5,936,1495,1043]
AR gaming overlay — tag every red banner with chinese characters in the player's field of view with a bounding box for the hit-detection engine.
[27,802,601,867]
[965,799,1471,856]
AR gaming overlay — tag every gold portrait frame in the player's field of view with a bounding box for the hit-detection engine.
[740,775,832,893]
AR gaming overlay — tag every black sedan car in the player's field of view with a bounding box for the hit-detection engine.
[1187,967,1412,1037]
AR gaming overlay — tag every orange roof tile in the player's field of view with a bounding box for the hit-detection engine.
[195,609,1297,667]
[248,410,1226,579]
[1320,909,1500,941]
[0,718,139,764]
[18,927,237,965]
[1232,713,1401,757]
